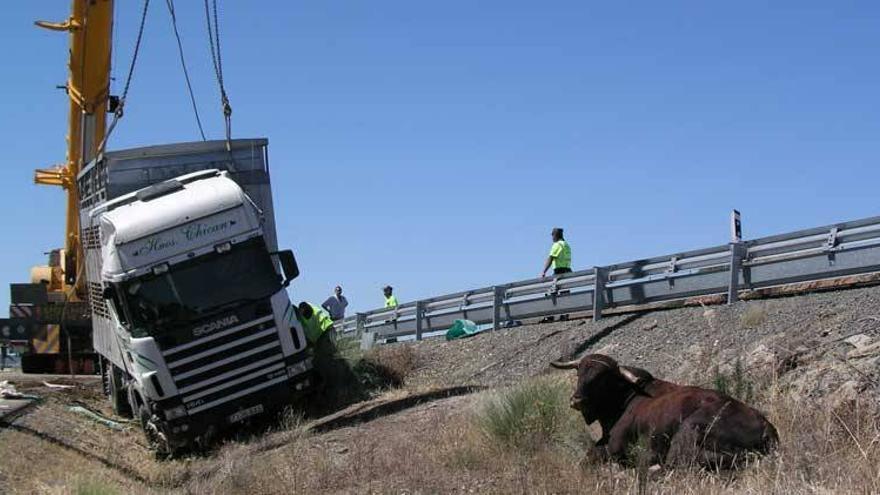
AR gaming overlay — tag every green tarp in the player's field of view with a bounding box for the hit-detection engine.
[445,319,481,341]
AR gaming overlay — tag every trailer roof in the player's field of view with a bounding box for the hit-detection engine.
[101,173,248,245]
[101,138,268,162]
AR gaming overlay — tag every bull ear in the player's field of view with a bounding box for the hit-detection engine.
[619,367,641,385]
[550,359,580,370]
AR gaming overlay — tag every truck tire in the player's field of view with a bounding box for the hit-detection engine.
[138,401,172,458]
[107,364,133,418]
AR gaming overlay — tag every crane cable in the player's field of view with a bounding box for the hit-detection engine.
[203,0,233,152]
[97,0,152,156]
[164,0,207,141]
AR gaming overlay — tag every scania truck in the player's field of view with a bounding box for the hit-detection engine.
[77,138,312,454]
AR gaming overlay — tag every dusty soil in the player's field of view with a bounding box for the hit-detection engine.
[0,376,154,493]
[1,283,879,494]
[407,283,880,403]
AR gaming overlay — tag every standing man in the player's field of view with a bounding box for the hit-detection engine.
[383,286,399,308]
[322,285,349,321]
[540,227,572,322]
[541,227,572,278]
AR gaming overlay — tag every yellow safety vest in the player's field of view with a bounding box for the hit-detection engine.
[549,240,572,269]
[298,304,334,344]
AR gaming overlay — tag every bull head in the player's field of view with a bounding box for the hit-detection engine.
[550,357,642,383]
[550,354,645,417]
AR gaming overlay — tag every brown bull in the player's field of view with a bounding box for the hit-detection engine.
[551,354,778,467]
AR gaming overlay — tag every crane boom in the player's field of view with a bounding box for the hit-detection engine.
[34,0,114,300]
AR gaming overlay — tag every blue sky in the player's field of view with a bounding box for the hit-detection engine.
[2,1,879,316]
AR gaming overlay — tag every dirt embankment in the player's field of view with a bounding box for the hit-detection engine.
[407,283,880,403]
[0,284,878,494]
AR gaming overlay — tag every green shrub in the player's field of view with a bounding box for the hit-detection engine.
[475,376,583,453]
[713,358,755,403]
[333,334,364,364]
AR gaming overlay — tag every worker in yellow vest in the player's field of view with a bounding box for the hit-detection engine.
[297,302,335,345]
[383,285,399,308]
[540,227,573,322]
[297,301,360,398]
[297,301,337,389]
[541,227,572,278]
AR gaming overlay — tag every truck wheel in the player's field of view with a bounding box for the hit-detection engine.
[107,364,133,418]
[138,402,172,458]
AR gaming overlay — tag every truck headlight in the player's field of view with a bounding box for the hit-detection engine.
[164,405,188,421]
[286,358,313,377]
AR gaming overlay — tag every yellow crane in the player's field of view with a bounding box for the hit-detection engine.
[5,0,117,369]
[12,0,228,372]
[34,0,114,301]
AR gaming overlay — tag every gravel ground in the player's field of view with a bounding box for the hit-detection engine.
[1,284,879,493]
[405,284,880,403]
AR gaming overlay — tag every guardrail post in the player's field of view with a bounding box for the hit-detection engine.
[415,301,425,341]
[492,286,505,331]
[355,312,366,338]
[593,266,606,321]
[728,242,745,304]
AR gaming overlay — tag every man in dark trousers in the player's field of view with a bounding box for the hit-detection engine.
[540,227,573,321]
[297,301,360,409]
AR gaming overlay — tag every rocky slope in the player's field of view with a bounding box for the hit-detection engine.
[406,283,880,404]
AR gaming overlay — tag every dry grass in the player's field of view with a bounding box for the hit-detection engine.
[72,478,122,495]
[712,358,756,403]
[356,344,421,389]
[3,340,879,494]
[0,428,156,495]
[740,304,768,328]
[7,377,879,494]
[427,377,880,495]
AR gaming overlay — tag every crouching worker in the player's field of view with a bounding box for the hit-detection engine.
[297,301,336,361]
[296,302,358,408]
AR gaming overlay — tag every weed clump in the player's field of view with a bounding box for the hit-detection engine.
[713,358,756,403]
[355,345,420,390]
[474,376,584,453]
[740,304,767,328]
[305,339,421,415]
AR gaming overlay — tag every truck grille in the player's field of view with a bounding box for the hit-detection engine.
[162,315,287,414]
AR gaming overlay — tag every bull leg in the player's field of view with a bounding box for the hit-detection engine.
[579,444,611,469]
[668,419,747,469]
[665,422,704,467]
[580,416,613,467]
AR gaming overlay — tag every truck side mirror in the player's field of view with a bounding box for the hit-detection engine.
[275,250,299,287]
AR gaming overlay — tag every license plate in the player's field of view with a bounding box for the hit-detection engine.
[228,404,264,424]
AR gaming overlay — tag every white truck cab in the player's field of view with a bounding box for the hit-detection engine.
[78,140,312,454]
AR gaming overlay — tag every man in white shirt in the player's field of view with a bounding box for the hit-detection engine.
[321,285,349,321]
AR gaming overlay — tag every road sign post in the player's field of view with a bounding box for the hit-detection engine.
[731,209,742,243]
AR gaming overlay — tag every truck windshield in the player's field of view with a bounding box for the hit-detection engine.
[122,237,280,335]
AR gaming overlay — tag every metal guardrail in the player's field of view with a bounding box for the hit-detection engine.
[340,214,880,342]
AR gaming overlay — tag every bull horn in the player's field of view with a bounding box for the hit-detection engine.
[550,359,580,370]
[619,367,640,384]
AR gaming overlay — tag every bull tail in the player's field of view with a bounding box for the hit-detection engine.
[761,422,780,453]
[550,359,580,369]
